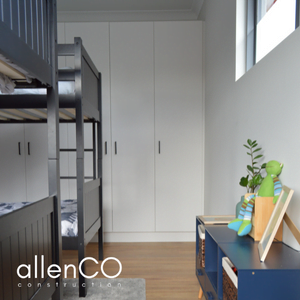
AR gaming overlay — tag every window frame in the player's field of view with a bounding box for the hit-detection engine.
[246,0,300,70]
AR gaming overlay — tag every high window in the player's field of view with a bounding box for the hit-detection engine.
[248,0,299,69]
[236,0,300,80]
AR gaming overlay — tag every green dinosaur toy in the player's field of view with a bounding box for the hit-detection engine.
[228,160,283,236]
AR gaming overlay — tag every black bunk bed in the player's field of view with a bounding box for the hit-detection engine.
[0,37,103,298]
[57,37,104,297]
[0,0,62,300]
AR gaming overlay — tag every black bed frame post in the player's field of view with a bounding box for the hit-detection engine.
[97,72,104,261]
[74,37,87,298]
[48,0,62,299]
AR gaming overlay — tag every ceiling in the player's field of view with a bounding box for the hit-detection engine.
[57,0,204,22]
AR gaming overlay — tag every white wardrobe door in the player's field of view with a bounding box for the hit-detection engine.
[24,124,49,202]
[110,22,155,232]
[154,21,203,232]
[0,124,26,203]
[64,22,112,232]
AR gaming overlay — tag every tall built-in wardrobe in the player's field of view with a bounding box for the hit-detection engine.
[58,20,203,242]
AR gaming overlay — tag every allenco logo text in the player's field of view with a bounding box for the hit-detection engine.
[17,256,122,280]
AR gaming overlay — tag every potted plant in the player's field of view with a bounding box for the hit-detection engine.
[236,139,266,216]
[239,139,266,193]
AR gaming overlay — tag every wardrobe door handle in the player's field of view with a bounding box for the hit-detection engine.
[18,142,21,155]
[158,141,161,154]
[28,142,31,155]
[104,141,107,155]
[115,142,117,155]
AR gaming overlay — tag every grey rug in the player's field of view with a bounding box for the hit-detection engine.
[63,278,146,300]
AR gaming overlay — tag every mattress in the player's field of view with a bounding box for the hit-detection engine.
[0,199,78,237]
[61,199,78,237]
[0,81,75,95]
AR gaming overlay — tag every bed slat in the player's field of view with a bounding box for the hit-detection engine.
[2,109,40,120]
[0,110,23,120]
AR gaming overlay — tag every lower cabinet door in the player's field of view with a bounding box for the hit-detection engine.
[0,124,27,203]
[25,124,49,202]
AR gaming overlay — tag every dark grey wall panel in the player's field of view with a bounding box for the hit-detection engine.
[38,218,44,282]
[25,225,34,298]
[47,215,52,266]
[11,0,19,36]
[11,233,21,300]
[2,237,13,300]
[37,0,43,58]
[84,188,100,232]
[18,228,28,300]
[31,0,38,53]
[82,58,98,112]
[43,216,49,272]
[18,0,26,43]
[2,0,11,29]
[0,243,3,300]
[32,221,39,288]
[25,0,32,47]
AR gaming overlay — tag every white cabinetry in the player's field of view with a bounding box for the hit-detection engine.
[57,20,203,240]
[110,22,155,232]
[154,21,203,232]
[0,124,48,203]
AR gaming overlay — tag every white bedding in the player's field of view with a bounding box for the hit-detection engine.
[0,199,78,237]
[0,53,34,83]
[9,81,75,95]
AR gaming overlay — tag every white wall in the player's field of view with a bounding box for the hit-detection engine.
[203,0,300,249]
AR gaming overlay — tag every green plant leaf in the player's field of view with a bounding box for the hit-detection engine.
[247,139,252,146]
[247,152,251,155]
[239,176,249,187]
[252,140,257,145]
[253,148,262,153]
[247,165,254,173]
[254,155,263,159]
[253,174,263,186]
[243,144,250,149]
[248,178,254,188]
[252,143,258,148]
[261,163,266,168]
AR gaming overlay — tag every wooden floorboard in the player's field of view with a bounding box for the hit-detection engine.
[62,242,203,299]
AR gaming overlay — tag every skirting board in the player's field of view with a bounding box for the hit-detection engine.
[91,232,196,243]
